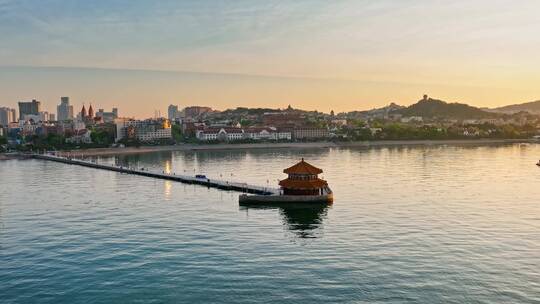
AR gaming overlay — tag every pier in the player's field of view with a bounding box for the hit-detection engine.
[33,154,279,195]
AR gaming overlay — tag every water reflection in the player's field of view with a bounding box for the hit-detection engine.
[163,180,172,199]
[164,160,172,174]
[240,203,330,238]
[113,151,174,169]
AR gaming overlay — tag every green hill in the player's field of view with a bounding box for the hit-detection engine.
[399,97,497,119]
[491,100,540,114]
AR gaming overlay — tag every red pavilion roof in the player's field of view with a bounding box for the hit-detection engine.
[279,178,327,189]
[283,159,323,175]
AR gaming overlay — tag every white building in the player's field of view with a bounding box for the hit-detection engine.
[400,116,423,123]
[197,127,291,141]
[196,127,244,141]
[244,127,291,140]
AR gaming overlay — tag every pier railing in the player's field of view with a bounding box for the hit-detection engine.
[34,154,279,195]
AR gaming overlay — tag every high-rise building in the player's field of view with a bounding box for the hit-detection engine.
[11,108,16,123]
[0,107,17,126]
[168,104,179,120]
[18,99,41,120]
[57,97,74,121]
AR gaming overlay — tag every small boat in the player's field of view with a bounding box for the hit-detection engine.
[239,158,333,205]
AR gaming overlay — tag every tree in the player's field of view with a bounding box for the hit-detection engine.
[90,129,114,146]
[240,119,253,127]
[45,133,65,148]
[171,124,183,142]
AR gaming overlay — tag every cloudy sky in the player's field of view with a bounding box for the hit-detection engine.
[1,0,539,117]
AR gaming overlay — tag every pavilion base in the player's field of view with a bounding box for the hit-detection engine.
[239,193,333,205]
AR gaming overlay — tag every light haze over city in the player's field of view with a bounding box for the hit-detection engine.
[1,0,540,118]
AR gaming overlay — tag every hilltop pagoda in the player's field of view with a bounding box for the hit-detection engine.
[279,158,328,195]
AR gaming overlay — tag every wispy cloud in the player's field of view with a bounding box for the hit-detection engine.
[0,0,539,114]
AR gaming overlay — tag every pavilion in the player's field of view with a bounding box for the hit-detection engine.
[279,159,328,196]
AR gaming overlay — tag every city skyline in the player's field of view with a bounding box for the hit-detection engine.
[1,1,540,117]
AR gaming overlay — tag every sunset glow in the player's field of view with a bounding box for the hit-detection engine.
[1,1,540,117]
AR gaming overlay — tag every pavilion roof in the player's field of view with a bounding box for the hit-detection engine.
[279,178,327,189]
[283,159,323,175]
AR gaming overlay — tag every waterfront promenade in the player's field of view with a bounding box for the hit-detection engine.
[52,139,532,157]
[33,154,279,195]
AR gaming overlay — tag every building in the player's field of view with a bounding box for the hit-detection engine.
[96,108,118,123]
[66,129,92,144]
[168,104,179,120]
[400,116,423,123]
[293,128,329,140]
[262,112,302,127]
[330,119,347,126]
[0,107,17,126]
[196,127,244,141]
[244,127,292,140]
[39,111,52,122]
[80,104,87,118]
[78,104,103,124]
[195,126,292,142]
[278,159,329,195]
[20,120,40,136]
[88,104,94,119]
[18,99,41,120]
[184,106,213,118]
[21,111,54,122]
[115,118,172,142]
[57,97,74,121]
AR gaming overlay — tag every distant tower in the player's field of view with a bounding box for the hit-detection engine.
[81,104,87,118]
[168,104,179,120]
[57,96,74,121]
[88,104,94,118]
[330,110,335,117]
[423,94,429,101]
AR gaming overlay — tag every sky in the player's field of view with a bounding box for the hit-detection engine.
[1,0,540,118]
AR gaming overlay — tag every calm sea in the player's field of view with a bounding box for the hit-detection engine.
[1,143,539,303]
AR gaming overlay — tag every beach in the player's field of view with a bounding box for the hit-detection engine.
[49,139,533,157]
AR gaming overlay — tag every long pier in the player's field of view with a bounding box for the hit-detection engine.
[34,154,279,195]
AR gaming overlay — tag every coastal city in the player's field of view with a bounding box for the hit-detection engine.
[1,94,540,152]
[2,2,540,303]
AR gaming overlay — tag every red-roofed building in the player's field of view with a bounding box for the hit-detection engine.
[279,159,329,195]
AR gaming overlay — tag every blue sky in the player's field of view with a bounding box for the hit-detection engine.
[1,0,540,117]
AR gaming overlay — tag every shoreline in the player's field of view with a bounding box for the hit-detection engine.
[44,139,534,157]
